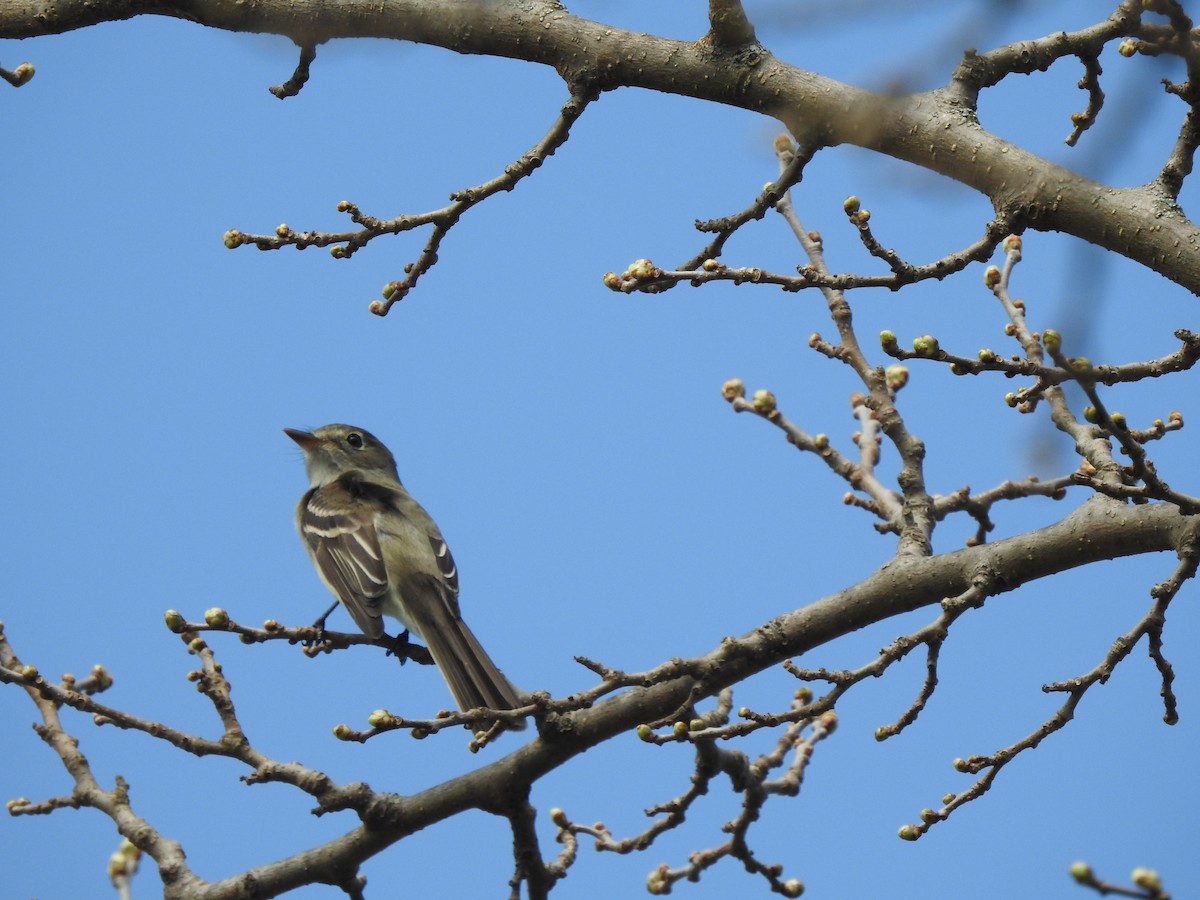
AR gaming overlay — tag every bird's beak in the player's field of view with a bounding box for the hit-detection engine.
[283,428,322,451]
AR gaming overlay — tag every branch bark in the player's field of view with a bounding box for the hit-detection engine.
[5,0,1198,293]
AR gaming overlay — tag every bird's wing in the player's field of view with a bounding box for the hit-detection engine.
[298,473,393,638]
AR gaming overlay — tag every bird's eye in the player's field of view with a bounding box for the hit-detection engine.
[346,433,364,449]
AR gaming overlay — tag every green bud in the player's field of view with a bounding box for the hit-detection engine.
[781,878,804,898]
[1041,328,1061,354]
[332,724,352,740]
[203,608,228,628]
[984,265,1001,288]
[843,195,861,215]
[636,723,654,741]
[751,389,777,414]
[879,329,898,352]
[1131,868,1161,890]
[163,610,186,633]
[722,378,746,400]
[624,258,657,280]
[885,364,908,391]
[897,824,920,842]
[912,335,939,357]
[1068,862,1093,883]
[367,709,391,727]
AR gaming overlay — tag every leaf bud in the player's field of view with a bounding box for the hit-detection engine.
[722,377,746,400]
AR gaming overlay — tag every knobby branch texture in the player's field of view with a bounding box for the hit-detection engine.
[3,1,1200,897]
[4,0,1200,296]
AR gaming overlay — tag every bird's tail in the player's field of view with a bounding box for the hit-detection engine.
[416,594,526,730]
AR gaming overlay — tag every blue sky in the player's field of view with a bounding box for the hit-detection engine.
[2,2,1197,897]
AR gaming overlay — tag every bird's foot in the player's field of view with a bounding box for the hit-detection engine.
[385,630,411,664]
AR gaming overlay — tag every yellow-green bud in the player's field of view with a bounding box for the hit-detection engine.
[222,229,242,249]
[203,608,228,628]
[689,718,705,732]
[601,271,620,289]
[275,223,289,237]
[843,195,861,215]
[1003,234,1022,253]
[368,300,385,316]
[1118,38,1137,57]
[367,709,391,727]
[1041,328,1061,354]
[919,808,939,824]
[984,265,1001,287]
[897,824,920,842]
[624,258,657,280]
[672,721,689,739]
[813,433,829,449]
[702,258,723,272]
[1004,392,1018,408]
[188,637,207,653]
[880,329,898,352]
[12,62,35,85]
[636,723,654,741]
[722,377,746,400]
[333,724,352,740]
[953,757,969,772]
[163,610,186,633]
[885,364,908,391]
[751,389,777,414]
[942,793,955,805]
[1108,411,1127,430]
[1068,862,1093,883]
[817,711,838,732]
[781,878,804,898]
[794,686,812,704]
[912,335,939,357]
[1067,356,1092,375]
[773,133,795,154]
[336,200,352,212]
[1131,868,1161,890]
[550,807,569,827]
[330,245,346,258]
[20,665,38,682]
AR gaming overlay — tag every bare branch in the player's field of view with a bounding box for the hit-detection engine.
[268,42,316,99]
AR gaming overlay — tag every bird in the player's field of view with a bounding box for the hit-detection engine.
[284,424,524,729]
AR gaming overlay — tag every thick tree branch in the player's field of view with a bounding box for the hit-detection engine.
[5,1,1200,294]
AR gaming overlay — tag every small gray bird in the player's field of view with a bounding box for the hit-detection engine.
[285,424,524,727]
